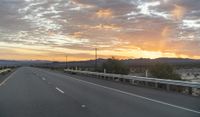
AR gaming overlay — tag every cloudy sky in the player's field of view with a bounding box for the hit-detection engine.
[0,0,200,61]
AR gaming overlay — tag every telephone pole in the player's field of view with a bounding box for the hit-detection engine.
[65,55,68,69]
[95,48,97,71]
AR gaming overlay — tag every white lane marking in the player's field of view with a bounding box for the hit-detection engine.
[81,105,86,108]
[0,78,10,86]
[56,87,64,94]
[0,74,13,86]
[42,77,46,81]
[66,76,200,114]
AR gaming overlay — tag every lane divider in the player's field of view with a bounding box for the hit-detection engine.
[81,105,86,108]
[42,77,46,81]
[56,87,65,94]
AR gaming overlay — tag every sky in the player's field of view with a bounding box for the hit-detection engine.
[0,0,200,61]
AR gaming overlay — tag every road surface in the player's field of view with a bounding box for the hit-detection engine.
[0,67,199,117]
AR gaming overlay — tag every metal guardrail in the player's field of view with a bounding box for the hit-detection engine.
[0,69,11,74]
[64,69,200,89]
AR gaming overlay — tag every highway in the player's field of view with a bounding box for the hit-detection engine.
[0,67,199,117]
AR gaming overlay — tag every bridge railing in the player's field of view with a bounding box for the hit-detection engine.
[64,69,200,96]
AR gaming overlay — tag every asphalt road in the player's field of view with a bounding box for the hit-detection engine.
[0,67,199,117]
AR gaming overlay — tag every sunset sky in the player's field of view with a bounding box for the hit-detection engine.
[0,0,200,61]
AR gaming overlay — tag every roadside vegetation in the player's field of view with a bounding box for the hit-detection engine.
[102,57,129,75]
[149,63,181,80]
[33,58,200,81]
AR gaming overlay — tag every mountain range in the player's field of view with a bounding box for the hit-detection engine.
[1,58,199,68]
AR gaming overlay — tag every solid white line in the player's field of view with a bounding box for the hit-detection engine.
[67,76,200,114]
[42,77,46,80]
[0,76,11,86]
[56,87,64,94]
[0,73,14,87]
[81,105,86,108]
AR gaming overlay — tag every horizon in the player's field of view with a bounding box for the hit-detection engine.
[1,57,200,63]
[0,0,200,61]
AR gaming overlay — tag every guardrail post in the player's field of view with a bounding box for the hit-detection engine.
[144,81,148,86]
[188,87,193,95]
[104,69,106,73]
[155,83,158,88]
[166,84,170,91]
[192,88,200,96]
[131,80,135,85]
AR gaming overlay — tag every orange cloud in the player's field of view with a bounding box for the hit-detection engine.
[171,4,186,20]
[70,32,84,38]
[92,24,120,31]
[161,26,171,38]
[96,9,113,18]
[74,24,120,31]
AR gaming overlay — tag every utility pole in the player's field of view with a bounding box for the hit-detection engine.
[95,48,97,72]
[65,55,68,69]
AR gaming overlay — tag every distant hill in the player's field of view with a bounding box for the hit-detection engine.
[0,60,51,67]
[1,58,200,68]
[123,58,200,65]
[33,58,200,69]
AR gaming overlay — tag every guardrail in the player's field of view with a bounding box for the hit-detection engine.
[64,69,200,96]
[0,69,11,75]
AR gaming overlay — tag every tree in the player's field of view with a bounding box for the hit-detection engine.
[149,63,181,80]
[102,57,129,75]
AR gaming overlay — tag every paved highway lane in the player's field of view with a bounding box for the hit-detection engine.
[0,67,199,117]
